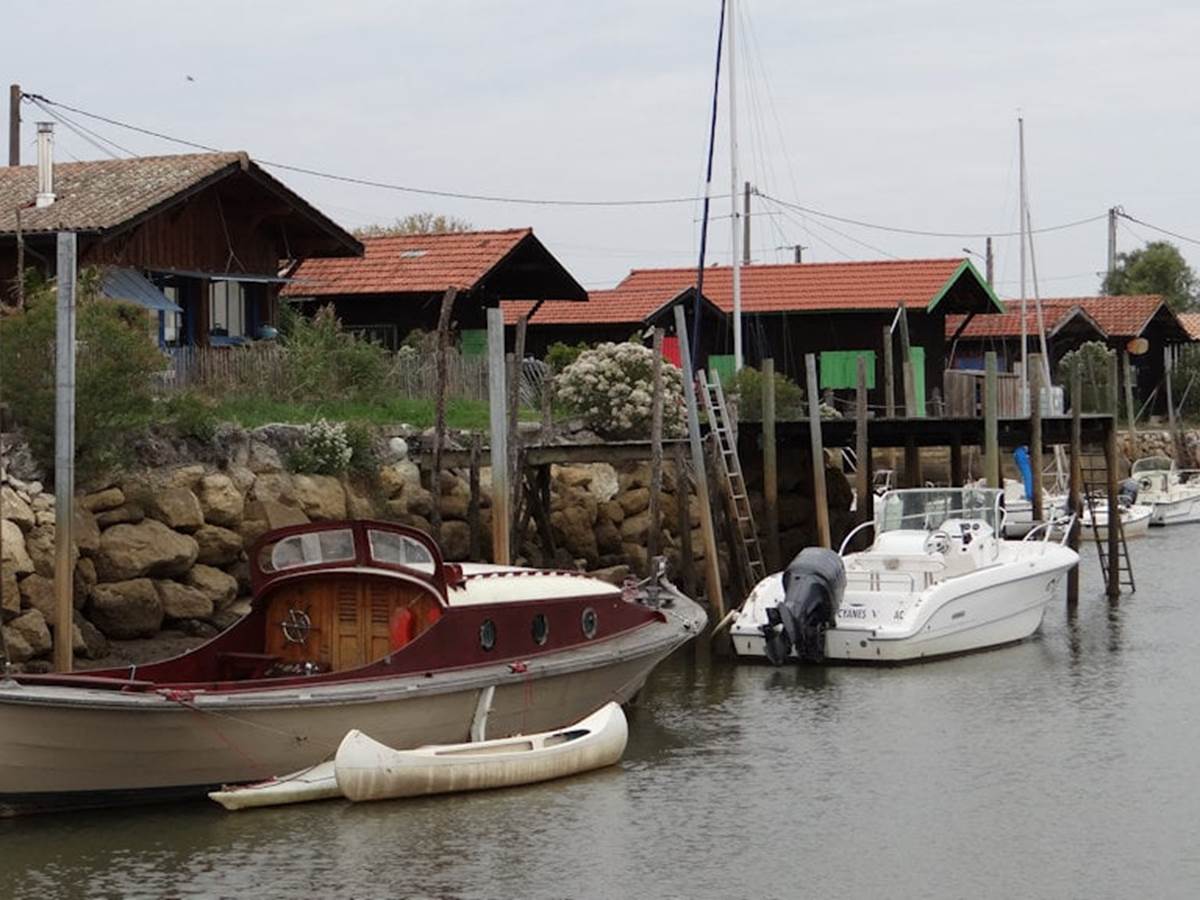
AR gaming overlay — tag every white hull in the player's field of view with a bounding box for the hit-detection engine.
[209,762,339,811]
[1084,504,1152,540]
[1149,494,1200,526]
[336,702,627,802]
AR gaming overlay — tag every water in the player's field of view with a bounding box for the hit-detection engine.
[3,530,1199,899]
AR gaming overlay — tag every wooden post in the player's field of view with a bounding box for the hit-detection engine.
[950,433,963,487]
[805,354,831,549]
[984,351,1000,488]
[485,308,510,565]
[1165,347,1183,462]
[897,302,914,416]
[855,355,870,525]
[541,371,554,433]
[1122,351,1138,460]
[468,433,482,561]
[1067,366,1083,608]
[882,325,895,418]
[8,83,19,167]
[53,232,77,673]
[1030,354,1044,521]
[648,327,665,561]
[1106,353,1121,599]
[672,443,696,598]
[429,287,457,544]
[762,358,781,570]
[904,437,921,488]
[673,305,724,616]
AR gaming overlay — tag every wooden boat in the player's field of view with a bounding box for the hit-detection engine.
[335,702,628,802]
[0,521,704,816]
[209,762,339,811]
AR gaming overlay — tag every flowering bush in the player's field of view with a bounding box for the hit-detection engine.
[556,342,686,438]
[288,418,354,474]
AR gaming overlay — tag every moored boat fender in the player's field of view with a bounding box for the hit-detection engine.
[761,547,846,665]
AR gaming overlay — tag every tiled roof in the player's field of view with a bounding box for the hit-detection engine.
[1,152,249,234]
[504,285,688,326]
[947,295,1168,340]
[282,229,533,296]
[1178,312,1200,342]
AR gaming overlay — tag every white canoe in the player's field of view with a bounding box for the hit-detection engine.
[208,761,340,811]
[335,702,628,803]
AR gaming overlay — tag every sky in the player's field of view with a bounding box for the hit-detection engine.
[6,0,1200,296]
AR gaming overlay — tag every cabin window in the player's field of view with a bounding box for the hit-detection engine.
[531,614,549,646]
[369,529,435,572]
[262,529,356,572]
[480,619,497,651]
[581,607,598,640]
[209,281,246,338]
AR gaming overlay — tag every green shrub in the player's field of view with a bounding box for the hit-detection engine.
[546,341,589,373]
[0,277,166,482]
[1058,341,1115,414]
[280,304,389,401]
[287,418,354,475]
[728,366,806,420]
[555,342,685,438]
[163,391,219,442]
[343,421,379,475]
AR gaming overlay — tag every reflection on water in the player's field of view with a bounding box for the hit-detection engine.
[2,531,1199,899]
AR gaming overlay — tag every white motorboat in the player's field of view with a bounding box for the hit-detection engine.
[730,487,1079,664]
[1131,456,1200,526]
[1080,500,1153,540]
[335,702,628,802]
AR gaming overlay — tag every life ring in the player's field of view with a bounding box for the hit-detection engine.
[389,608,416,650]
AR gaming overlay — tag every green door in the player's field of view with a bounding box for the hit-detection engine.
[910,346,926,417]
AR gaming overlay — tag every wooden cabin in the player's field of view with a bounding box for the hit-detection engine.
[0,150,361,347]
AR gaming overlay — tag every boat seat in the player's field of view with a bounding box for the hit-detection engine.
[217,652,281,681]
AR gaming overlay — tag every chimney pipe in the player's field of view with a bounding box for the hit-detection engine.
[36,121,55,208]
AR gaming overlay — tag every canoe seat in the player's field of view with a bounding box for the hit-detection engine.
[218,652,280,681]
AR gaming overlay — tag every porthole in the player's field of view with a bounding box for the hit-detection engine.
[581,607,598,640]
[480,619,497,651]
[531,614,549,646]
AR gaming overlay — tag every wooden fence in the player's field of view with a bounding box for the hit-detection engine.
[943,368,1026,417]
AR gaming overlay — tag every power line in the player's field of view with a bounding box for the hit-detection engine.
[1117,211,1200,248]
[758,190,1107,239]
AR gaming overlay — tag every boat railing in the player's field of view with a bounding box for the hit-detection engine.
[838,503,1007,557]
[1020,513,1076,549]
[844,568,921,594]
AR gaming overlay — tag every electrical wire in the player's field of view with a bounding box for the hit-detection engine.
[1118,211,1200,248]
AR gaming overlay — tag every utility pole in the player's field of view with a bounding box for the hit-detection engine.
[8,84,19,166]
[727,0,742,371]
[792,244,806,263]
[1018,116,1028,412]
[1107,206,1119,280]
[742,181,752,266]
[54,232,77,673]
[985,236,994,287]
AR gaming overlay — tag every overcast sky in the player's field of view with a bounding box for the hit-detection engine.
[8,0,1200,296]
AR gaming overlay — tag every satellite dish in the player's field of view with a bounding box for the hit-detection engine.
[1127,337,1149,355]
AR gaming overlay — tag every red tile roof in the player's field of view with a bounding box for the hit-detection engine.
[947,295,1168,340]
[1178,312,1200,342]
[282,229,532,296]
[504,286,686,326]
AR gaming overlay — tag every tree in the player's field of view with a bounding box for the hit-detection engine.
[1102,240,1198,312]
[353,212,473,238]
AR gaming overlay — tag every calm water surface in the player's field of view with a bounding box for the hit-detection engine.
[2,529,1198,899]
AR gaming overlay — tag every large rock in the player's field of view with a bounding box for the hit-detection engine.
[96,519,199,581]
[73,557,97,609]
[18,573,55,618]
[184,564,238,610]
[247,440,284,474]
[73,506,101,557]
[1,486,35,532]
[8,609,52,658]
[402,484,434,519]
[1,519,34,576]
[439,521,471,561]
[551,506,599,565]
[250,472,297,506]
[379,461,421,499]
[1,624,34,663]
[618,487,651,517]
[595,519,622,555]
[155,580,215,620]
[620,510,653,544]
[438,494,470,521]
[198,474,244,528]
[194,524,243,566]
[142,488,204,533]
[292,475,347,521]
[239,500,309,551]
[95,503,145,527]
[88,578,163,639]
[75,617,109,659]
[1,569,19,621]
[24,524,64,578]
[80,487,125,513]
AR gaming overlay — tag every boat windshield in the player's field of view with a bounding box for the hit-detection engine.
[260,528,356,573]
[877,488,1002,534]
[368,528,436,574]
[1132,456,1174,474]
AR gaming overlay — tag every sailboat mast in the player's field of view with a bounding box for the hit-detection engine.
[728,0,743,371]
[1018,116,1028,412]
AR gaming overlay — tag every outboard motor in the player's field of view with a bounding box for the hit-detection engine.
[761,547,846,665]
[1118,477,1139,508]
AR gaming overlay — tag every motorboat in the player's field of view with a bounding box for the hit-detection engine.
[1079,498,1153,541]
[0,520,704,816]
[336,701,627,803]
[1131,456,1200,526]
[730,487,1078,664]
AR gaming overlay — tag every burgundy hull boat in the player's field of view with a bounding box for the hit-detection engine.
[0,520,705,815]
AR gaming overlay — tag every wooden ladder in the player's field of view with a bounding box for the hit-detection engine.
[1080,453,1136,595]
[699,369,769,589]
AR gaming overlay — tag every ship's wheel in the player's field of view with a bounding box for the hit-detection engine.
[281,608,312,644]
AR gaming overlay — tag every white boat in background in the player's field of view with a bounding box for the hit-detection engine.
[1081,500,1153,540]
[335,702,628,803]
[730,487,1079,664]
[1132,457,1200,526]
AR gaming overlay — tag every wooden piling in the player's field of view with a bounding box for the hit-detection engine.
[762,358,781,570]
[882,325,895,418]
[805,354,831,549]
[855,355,870,525]
[673,442,696,599]
[1106,353,1121,599]
[984,351,1000,488]
[1122,351,1138,460]
[898,302,915,416]
[1030,353,1044,522]
[950,433,963,487]
[904,436,921,488]
[673,305,724,616]
[429,286,457,544]
[648,327,665,561]
[468,433,482,560]
[485,308,510,565]
[1165,347,1183,462]
[1067,366,1083,608]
